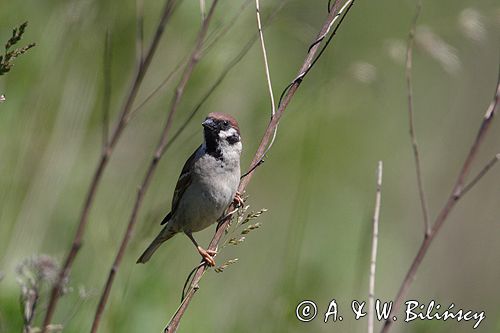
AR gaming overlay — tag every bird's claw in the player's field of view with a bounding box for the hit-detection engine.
[233,191,244,207]
[197,246,217,266]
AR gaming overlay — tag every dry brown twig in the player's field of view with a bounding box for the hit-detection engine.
[380,71,500,333]
[101,30,112,149]
[164,1,355,332]
[41,1,180,331]
[136,0,145,66]
[368,161,382,333]
[405,0,430,235]
[89,1,220,332]
[461,153,500,196]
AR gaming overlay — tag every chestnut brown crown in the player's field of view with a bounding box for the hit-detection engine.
[205,112,240,135]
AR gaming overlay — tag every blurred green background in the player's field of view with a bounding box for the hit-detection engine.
[1,0,499,332]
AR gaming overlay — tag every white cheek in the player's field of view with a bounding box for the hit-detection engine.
[218,127,238,140]
[233,141,242,153]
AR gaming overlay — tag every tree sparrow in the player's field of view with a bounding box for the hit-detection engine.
[137,113,243,266]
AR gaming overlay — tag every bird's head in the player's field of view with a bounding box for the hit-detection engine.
[202,113,241,160]
[202,112,241,146]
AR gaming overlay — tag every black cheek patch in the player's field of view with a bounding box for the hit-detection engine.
[226,134,240,145]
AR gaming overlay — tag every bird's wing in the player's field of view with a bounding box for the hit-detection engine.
[160,144,203,225]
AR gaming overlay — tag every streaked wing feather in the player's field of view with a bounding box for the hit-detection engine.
[160,145,203,225]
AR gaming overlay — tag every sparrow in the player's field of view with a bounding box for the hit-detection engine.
[137,112,243,266]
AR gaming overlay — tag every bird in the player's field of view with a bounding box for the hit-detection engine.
[137,112,243,266]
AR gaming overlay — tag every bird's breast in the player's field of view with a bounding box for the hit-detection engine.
[176,154,240,233]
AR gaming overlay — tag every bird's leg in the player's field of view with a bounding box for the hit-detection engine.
[233,191,244,207]
[186,232,217,266]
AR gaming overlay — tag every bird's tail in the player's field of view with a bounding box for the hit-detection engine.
[136,228,177,264]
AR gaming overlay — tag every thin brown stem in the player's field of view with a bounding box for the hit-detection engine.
[405,0,430,235]
[164,1,356,331]
[164,285,199,333]
[90,2,219,332]
[101,30,112,149]
[368,161,382,333]
[380,74,500,333]
[461,153,500,196]
[41,1,179,331]
[136,0,145,66]
[202,0,253,54]
[127,59,184,121]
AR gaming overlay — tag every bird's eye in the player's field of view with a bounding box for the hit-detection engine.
[223,120,229,127]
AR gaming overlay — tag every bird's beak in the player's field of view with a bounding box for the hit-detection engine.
[202,118,216,129]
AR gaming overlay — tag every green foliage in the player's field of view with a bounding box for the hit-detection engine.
[0,22,35,76]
